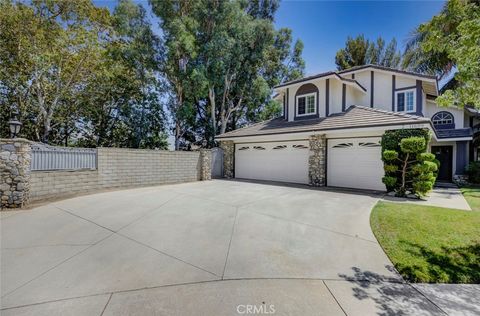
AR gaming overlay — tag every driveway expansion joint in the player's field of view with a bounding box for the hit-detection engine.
[408,283,449,315]
[1,232,115,299]
[99,293,113,316]
[221,206,239,279]
[0,277,413,311]
[323,280,348,316]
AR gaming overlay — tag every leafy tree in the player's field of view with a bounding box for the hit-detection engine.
[1,0,168,149]
[151,0,304,147]
[149,0,201,150]
[403,0,480,108]
[0,0,111,142]
[335,35,401,70]
[78,0,168,149]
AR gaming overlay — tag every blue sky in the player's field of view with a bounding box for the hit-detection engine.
[96,0,445,75]
[275,1,444,75]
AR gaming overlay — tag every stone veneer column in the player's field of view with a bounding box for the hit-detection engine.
[199,149,212,181]
[219,140,234,178]
[1,138,32,208]
[308,134,326,186]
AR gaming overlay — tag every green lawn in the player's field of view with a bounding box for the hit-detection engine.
[460,186,480,211]
[371,201,480,283]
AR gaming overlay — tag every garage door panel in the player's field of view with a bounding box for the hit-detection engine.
[235,141,309,184]
[327,138,384,191]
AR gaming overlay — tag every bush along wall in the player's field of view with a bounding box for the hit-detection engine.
[381,129,439,198]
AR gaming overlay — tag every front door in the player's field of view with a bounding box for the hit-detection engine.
[432,146,453,182]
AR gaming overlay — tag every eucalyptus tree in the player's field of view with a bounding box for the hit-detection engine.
[78,0,167,149]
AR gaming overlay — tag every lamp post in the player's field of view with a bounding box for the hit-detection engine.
[8,111,22,138]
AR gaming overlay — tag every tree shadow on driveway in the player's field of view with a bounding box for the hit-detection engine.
[328,267,446,316]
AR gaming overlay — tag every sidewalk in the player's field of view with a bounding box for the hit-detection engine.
[382,186,471,210]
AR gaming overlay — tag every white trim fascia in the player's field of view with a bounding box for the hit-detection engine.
[216,122,435,143]
[273,74,337,93]
[332,74,367,94]
[436,137,472,142]
[341,67,437,84]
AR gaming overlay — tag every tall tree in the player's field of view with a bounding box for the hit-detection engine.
[78,0,168,148]
[403,0,480,108]
[151,0,304,147]
[149,0,201,150]
[0,0,110,142]
[335,35,401,70]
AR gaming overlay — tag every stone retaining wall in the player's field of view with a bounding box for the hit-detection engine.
[1,141,211,208]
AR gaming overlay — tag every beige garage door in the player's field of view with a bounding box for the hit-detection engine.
[235,141,309,184]
[327,137,385,191]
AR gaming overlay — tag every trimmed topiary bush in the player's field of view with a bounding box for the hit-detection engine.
[381,129,437,197]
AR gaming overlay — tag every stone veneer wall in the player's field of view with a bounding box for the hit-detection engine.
[219,140,234,178]
[1,139,32,208]
[199,149,212,181]
[27,147,211,202]
[308,134,326,186]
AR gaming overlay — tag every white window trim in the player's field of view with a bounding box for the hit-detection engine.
[296,92,317,117]
[395,89,416,113]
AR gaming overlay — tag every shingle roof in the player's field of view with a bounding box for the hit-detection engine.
[436,128,472,139]
[216,106,431,139]
[274,64,437,90]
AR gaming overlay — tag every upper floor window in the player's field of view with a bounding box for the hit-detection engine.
[296,93,316,116]
[432,111,454,129]
[395,89,416,113]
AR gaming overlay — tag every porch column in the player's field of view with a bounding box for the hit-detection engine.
[308,134,326,186]
[219,140,234,179]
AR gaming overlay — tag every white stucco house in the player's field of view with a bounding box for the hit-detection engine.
[215,65,476,191]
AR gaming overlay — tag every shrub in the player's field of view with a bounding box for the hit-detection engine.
[381,129,435,197]
[382,176,397,187]
[466,161,480,184]
[384,164,398,173]
[383,150,398,161]
[417,152,436,162]
[400,137,426,153]
[413,179,435,197]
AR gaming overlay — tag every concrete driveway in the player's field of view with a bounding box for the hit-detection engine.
[1,180,446,315]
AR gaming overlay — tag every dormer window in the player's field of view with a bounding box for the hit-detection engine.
[395,89,416,113]
[296,93,316,116]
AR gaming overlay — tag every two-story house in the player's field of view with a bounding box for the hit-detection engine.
[215,65,473,191]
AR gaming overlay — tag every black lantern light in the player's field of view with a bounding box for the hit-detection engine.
[8,111,22,138]
[202,139,208,148]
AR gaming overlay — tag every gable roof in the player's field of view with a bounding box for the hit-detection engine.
[338,64,437,80]
[274,64,439,97]
[216,106,431,139]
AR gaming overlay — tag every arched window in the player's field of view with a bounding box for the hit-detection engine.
[432,111,454,129]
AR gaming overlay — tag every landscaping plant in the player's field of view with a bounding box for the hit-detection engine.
[465,161,480,184]
[381,129,438,197]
